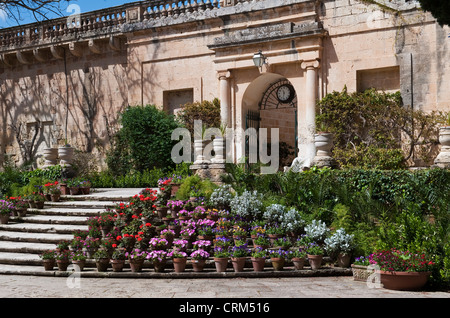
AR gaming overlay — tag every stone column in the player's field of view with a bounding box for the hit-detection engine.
[218,71,231,128]
[296,59,320,169]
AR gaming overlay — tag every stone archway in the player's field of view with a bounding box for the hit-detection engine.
[240,72,298,169]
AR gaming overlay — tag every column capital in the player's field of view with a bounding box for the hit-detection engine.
[301,59,320,70]
[217,70,232,80]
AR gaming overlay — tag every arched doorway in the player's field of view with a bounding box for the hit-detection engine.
[241,73,298,170]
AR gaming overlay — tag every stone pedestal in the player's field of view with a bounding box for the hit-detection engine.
[434,127,450,169]
[190,163,227,185]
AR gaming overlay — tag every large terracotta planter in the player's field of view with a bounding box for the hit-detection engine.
[377,270,431,291]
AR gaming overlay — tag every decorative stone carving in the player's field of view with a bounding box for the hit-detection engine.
[434,127,450,169]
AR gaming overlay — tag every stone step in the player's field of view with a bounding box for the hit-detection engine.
[0,241,56,254]
[13,214,89,226]
[26,207,106,217]
[45,201,118,209]
[0,230,73,244]
[0,222,88,235]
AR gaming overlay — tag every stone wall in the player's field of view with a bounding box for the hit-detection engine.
[0,0,448,168]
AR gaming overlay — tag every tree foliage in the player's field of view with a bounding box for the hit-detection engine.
[416,0,450,27]
[106,105,181,175]
[0,0,70,25]
[176,98,221,138]
[316,87,446,169]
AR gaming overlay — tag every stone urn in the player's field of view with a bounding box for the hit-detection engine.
[211,136,226,164]
[194,139,210,165]
[313,133,336,168]
[58,146,74,167]
[434,126,450,168]
[43,148,58,168]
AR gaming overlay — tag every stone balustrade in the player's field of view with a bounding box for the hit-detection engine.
[0,0,263,51]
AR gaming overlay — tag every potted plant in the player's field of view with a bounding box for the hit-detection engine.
[93,249,110,272]
[190,249,210,272]
[172,239,189,252]
[230,243,251,272]
[269,249,287,271]
[289,249,307,270]
[0,199,14,224]
[370,249,435,291]
[252,234,270,250]
[126,248,148,272]
[160,228,175,246]
[251,247,267,272]
[167,200,184,217]
[70,250,87,271]
[192,239,212,252]
[305,243,324,270]
[232,226,247,244]
[80,180,92,195]
[272,237,292,250]
[213,246,231,272]
[39,250,56,271]
[209,184,234,210]
[110,248,127,272]
[83,236,100,258]
[266,226,285,244]
[304,220,330,245]
[324,228,355,267]
[168,250,188,273]
[147,250,167,273]
[8,197,28,217]
[229,190,264,221]
[67,178,82,195]
[55,250,71,271]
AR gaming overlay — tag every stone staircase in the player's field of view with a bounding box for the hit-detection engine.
[0,189,140,275]
[0,188,353,278]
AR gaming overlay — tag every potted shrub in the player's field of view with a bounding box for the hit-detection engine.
[370,249,435,291]
[229,190,264,221]
[324,228,355,267]
[305,243,324,270]
[0,199,14,224]
[110,248,127,272]
[168,250,188,273]
[39,250,56,271]
[190,249,210,272]
[251,247,267,272]
[93,249,110,272]
[209,184,234,210]
[67,178,82,195]
[304,220,329,244]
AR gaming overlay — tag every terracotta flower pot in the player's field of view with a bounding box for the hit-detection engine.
[96,258,110,272]
[377,270,431,291]
[153,259,167,273]
[270,257,285,271]
[111,259,125,272]
[251,257,266,272]
[337,253,352,268]
[129,259,145,272]
[173,257,187,273]
[0,215,10,225]
[214,257,229,272]
[292,257,306,270]
[42,259,55,271]
[51,194,61,202]
[57,260,70,271]
[307,254,323,270]
[191,259,206,272]
[72,260,86,271]
[231,257,246,272]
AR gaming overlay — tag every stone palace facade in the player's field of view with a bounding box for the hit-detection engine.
[0,0,449,169]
